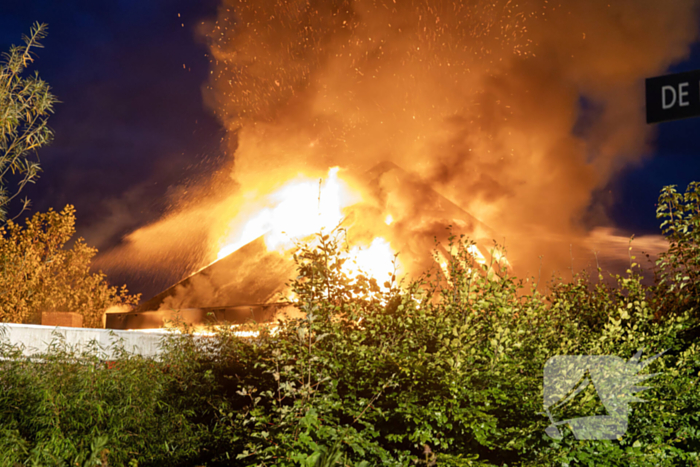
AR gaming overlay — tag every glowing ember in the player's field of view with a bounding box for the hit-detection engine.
[135,324,278,339]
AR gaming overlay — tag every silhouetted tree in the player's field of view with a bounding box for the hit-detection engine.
[0,22,57,222]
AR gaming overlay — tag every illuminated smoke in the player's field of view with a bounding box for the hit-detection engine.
[98,0,699,298]
[199,0,697,277]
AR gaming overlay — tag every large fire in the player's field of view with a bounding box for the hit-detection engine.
[216,167,355,257]
[92,0,696,320]
[215,167,400,284]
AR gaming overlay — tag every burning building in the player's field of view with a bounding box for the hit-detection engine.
[100,0,698,330]
[106,161,505,330]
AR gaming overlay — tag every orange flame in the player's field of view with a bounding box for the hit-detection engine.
[216,167,401,283]
[345,237,398,282]
[137,324,279,339]
[217,167,359,258]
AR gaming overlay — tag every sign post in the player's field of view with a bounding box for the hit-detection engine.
[646,69,700,124]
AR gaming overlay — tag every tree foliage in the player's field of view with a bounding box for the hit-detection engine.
[653,182,700,318]
[0,22,57,222]
[0,205,139,327]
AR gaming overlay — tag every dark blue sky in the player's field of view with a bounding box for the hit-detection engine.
[0,0,224,251]
[598,39,700,234]
[1,1,700,293]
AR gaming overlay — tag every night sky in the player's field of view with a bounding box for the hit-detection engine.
[0,0,225,252]
[2,1,700,295]
[603,38,700,234]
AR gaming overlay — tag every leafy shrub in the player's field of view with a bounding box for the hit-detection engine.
[653,181,700,319]
[0,330,215,467]
[0,205,139,327]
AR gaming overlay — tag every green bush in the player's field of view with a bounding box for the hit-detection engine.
[0,205,139,327]
[1,183,700,466]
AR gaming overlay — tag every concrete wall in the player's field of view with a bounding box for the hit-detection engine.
[0,323,168,359]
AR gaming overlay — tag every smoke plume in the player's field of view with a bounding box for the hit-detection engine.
[100,0,699,300]
[201,0,697,274]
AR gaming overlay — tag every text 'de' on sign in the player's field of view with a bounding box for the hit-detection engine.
[646,69,700,124]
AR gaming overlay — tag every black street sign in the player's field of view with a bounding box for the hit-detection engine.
[646,69,700,124]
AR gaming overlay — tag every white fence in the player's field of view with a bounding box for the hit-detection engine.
[0,323,167,359]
